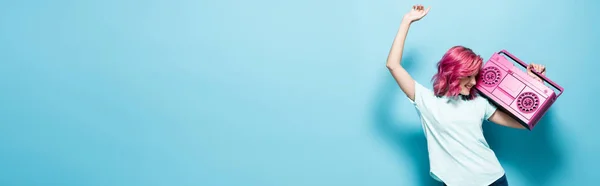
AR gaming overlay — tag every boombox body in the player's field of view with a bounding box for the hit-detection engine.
[475,50,564,130]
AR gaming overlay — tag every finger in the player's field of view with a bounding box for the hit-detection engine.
[425,7,431,14]
[541,65,546,74]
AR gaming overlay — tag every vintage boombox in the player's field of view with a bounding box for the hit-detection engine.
[475,50,564,130]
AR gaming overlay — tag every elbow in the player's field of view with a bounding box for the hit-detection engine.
[510,119,527,130]
[508,116,527,129]
[386,63,402,70]
[386,64,393,70]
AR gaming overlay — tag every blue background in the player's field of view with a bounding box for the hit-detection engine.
[1,0,598,185]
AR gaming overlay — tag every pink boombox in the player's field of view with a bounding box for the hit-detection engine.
[475,50,564,130]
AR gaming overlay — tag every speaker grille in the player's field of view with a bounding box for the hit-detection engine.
[480,66,501,87]
[517,92,539,113]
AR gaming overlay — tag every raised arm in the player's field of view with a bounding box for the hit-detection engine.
[386,5,430,102]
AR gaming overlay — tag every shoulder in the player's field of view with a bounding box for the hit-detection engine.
[470,93,490,103]
[472,94,498,119]
[466,95,491,111]
[410,80,441,108]
[472,95,487,105]
[413,80,441,103]
[413,80,435,96]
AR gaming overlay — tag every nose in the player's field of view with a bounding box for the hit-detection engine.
[470,76,477,86]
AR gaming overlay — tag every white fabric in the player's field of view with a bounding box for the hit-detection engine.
[408,80,505,186]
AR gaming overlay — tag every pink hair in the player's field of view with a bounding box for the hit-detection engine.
[431,45,483,100]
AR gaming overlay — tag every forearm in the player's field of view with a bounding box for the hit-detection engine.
[386,18,412,70]
[489,110,528,130]
[384,4,429,102]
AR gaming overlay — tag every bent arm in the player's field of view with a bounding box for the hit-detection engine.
[488,110,527,129]
[386,18,416,101]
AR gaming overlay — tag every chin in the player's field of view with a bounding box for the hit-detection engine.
[460,89,471,96]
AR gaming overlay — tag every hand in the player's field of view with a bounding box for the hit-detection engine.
[527,63,546,82]
[403,4,430,23]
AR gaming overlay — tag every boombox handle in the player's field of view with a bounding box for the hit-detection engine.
[499,50,564,98]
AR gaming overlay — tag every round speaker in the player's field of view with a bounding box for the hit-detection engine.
[517,92,539,114]
[480,66,501,87]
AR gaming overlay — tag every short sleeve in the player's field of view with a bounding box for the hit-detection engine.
[482,98,498,121]
[408,80,434,109]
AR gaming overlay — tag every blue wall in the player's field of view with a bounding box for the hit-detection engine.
[1,0,598,185]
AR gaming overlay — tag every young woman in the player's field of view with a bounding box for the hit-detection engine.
[385,4,547,186]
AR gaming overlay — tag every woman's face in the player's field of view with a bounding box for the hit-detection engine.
[459,71,479,96]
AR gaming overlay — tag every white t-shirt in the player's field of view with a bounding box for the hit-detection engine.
[408,80,505,186]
